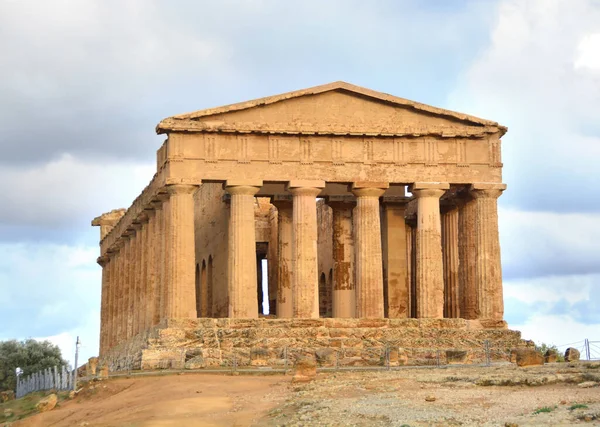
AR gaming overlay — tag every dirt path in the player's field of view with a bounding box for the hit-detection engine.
[13,373,290,427]
[10,363,600,426]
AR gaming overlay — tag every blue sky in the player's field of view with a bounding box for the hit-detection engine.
[0,0,599,364]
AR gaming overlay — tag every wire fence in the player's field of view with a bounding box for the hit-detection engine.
[553,339,600,361]
[15,365,74,399]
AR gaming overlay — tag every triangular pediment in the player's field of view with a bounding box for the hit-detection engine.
[156,81,506,137]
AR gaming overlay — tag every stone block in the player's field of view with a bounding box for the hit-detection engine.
[86,357,98,376]
[565,347,580,362]
[185,356,206,369]
[514,348,544,367]
[388,347,408,366]
[36,394,57,413]
[292,356,317,383]
[544,349,558,363]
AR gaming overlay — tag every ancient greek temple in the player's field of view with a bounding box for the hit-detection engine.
[93,82,509,359]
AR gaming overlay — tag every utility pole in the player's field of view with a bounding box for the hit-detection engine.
[73,336,81,391]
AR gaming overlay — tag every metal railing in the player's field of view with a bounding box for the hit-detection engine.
[16,365,74,399]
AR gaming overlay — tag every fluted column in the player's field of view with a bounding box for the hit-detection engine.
[122,233,133,340]
[381,196,410,318]
[272,196,293,318]
[458,193,477,319]
[287,180,325,318]
[138,213,149,331]
[471,183,506,320]
[351,183,387,318]
[442,206,460,318]
[98,256,109,356]
[152,197,168,322]
[225,181,262,318]
[132,222,143,336]
[410,182,449,318]
[145,207,158,327]
[327,198,356,318]
[164,184,198,319]
[111,241,123,348]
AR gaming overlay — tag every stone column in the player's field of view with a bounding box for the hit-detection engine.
[351,183,388,318]
[458,193,477,319]
[225,180,262,318]
[287,180,325,318]
[152,197,167,322]
[97,256,109,356]
[410,182,449,318]
[327,197,356,318]
[132,222,142,336]
[145,207,158,327]
[163,184,198,319]
[272,196,293,318]
[471,183,506,320]
[122,232,133,340]
[138,213,149,331]
[111,241,123,348]
[381,196,410,318]
[442,205,460,318]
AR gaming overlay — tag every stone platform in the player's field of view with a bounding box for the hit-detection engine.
[102,318,531,371]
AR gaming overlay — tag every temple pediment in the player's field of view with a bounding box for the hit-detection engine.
[157,81,506,137]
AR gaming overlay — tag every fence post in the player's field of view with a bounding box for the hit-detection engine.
[335,350,339,372]
[436,350,441,368]
[484,340,491,366]
[284,347,288,374]
[73,336,81,391]
[585,339,591,360]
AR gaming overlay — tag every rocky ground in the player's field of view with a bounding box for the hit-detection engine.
[264,362,600,426]
[2,362,599,426]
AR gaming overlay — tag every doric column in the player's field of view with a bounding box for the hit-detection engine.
[351,183,387,318]
[272,196,293,318]
[327,197,356,318]
[381,196,410,318]
[442,204,460,318]
[164,184,198,319]
[145,206,158,327]
[225,180,262,318]
[458,193,477,319]
[122,232,133,340]
[132,222,143,336]
[111,241,123,348]
[97,256,109,356]
[410,182,449,318]
[471,183,506,320]
[152,196,168,321]
[287,180,325,318]
[138,213,149,331]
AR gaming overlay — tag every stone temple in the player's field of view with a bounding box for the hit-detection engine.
[93,82,526,369]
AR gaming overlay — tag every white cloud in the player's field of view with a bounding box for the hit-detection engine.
[513,314,600,352]
[0,154,154,228]
[574,33,600,70]
[448,0,600,213]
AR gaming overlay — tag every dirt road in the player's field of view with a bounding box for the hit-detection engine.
[11,363,600,426]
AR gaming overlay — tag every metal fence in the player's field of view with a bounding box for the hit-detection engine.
[554,339,600,361]
[16,365,74,399]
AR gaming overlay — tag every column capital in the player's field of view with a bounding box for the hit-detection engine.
[137,211,149,223]
[286,180,325,193]
[97,256,109,267]
[409,182,449,198]
[225,183,262,196]
[469,183,506,199]
[166,184,198,196]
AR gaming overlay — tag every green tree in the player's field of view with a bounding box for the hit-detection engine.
[0,339,67,392]
[535,342,565,362]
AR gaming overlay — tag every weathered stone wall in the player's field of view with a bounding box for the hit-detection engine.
[98,319,531,371]
[194,183,230,317]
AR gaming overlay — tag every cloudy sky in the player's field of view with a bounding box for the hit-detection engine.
[1,0,598,364]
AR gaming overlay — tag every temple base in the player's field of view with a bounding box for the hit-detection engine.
[101,318,531,371]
